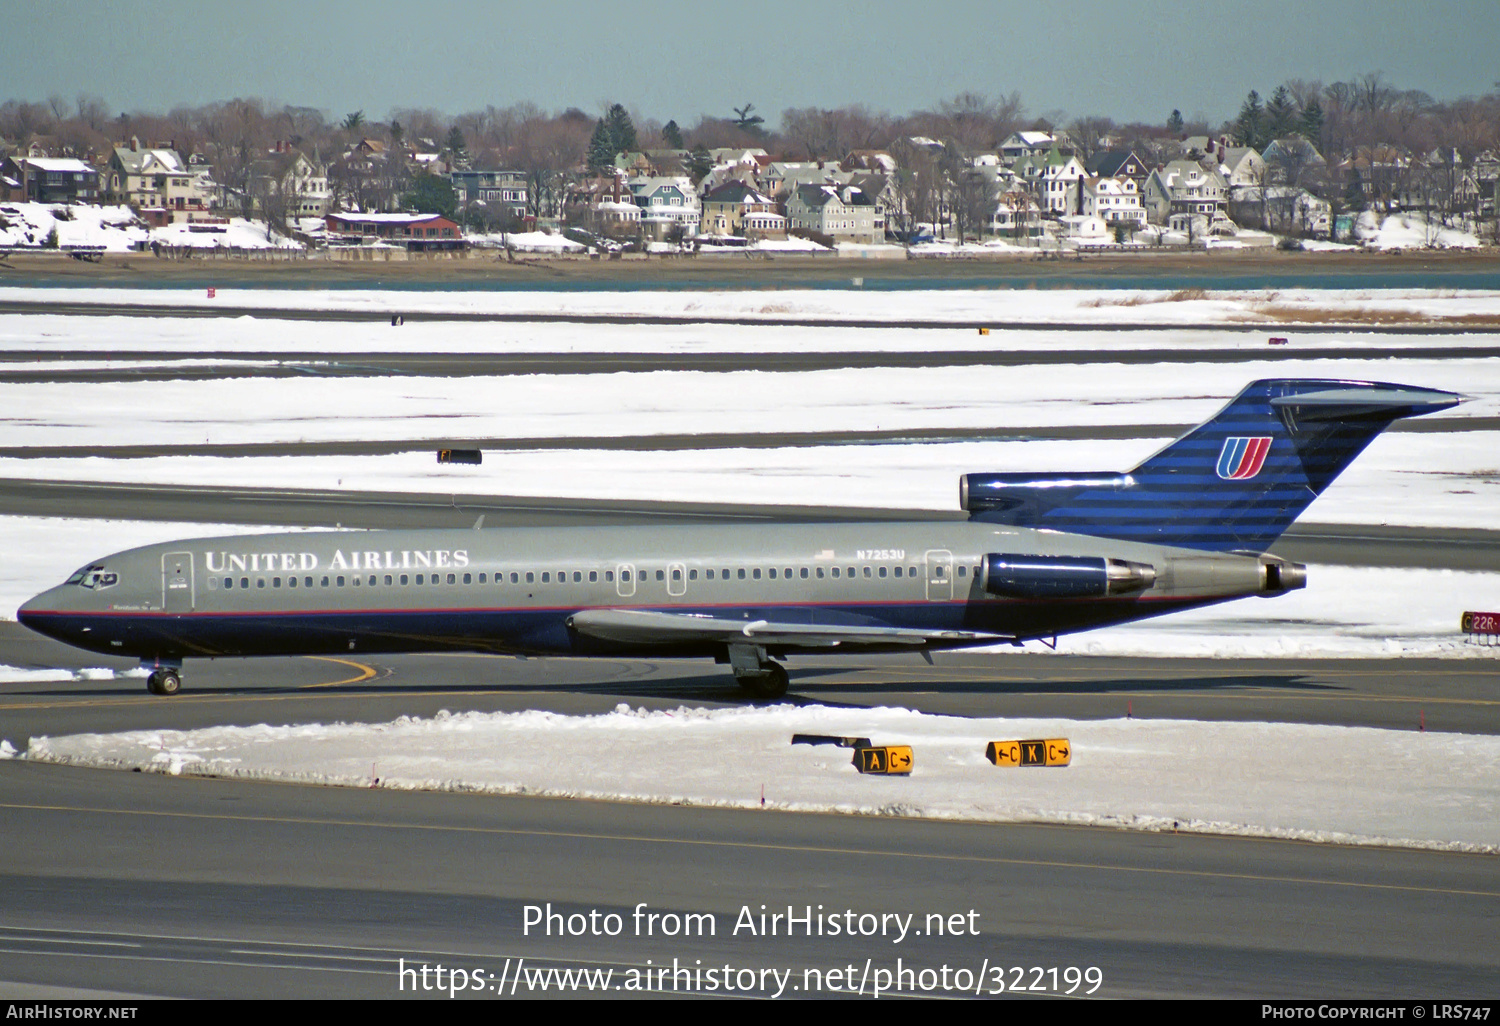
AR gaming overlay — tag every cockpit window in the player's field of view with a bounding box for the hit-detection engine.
[68,565,118,590]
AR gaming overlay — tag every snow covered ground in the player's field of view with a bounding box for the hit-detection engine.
[5,287,1497,849]
[468,230,586,253]
[9,703,1497,852]
[5,285,1499,326]
[0,203,300,251]
[1357,211,1481,250]
[0,351,1492,527]
[8,312,1498,358]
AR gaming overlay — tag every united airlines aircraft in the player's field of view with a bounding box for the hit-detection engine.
[19,379,1458,698]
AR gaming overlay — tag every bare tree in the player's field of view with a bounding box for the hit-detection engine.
[1068,115,1116,163]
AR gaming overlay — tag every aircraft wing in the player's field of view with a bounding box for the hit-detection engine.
[567,608,1007,648]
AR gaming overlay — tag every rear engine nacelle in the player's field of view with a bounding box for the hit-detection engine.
[982,554,1156,600]
[1260,559,1306,593]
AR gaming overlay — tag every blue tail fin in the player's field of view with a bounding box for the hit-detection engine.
[963,379,1459,553]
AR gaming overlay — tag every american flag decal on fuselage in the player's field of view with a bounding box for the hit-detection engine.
[1216,436,1273,480]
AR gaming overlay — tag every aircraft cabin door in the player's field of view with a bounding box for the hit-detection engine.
[162,551,194,612]
[667,562,687,598]
[616,563,636,599]
[924,549,953,602]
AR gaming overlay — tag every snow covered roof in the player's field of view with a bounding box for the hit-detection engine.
[327,212,451,225]
[113,147,185,174]
[17,157,96,174]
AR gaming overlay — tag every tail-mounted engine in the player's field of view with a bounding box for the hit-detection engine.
[982,554,1156,600]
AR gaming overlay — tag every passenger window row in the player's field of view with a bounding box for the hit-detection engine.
[207,564,977,591]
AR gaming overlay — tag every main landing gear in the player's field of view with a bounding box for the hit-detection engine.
[143,660,182,696]
[726,644,789,700]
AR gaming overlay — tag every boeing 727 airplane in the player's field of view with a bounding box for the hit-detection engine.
[18,379,1458,698]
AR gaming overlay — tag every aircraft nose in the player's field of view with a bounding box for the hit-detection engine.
[17,589,55,629]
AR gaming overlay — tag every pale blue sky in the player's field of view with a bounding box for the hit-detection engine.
[7,0,1498,128]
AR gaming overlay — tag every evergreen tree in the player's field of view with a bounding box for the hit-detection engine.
[1297,99,1325,145]
[662,119,684,149]
[732,103,766,138]
[604,103,636,154]
[1167,109,1185,135]
[402,170,457,219]
[445,125,467,158]
[341,110,365,133]
[1233,90,1265,148]
[686,143,713,183]
[390,119,404,147]
[1264,86,1296,142]
[587,118,615,173]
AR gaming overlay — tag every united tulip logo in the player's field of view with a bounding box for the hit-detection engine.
[1216,436,1273,480]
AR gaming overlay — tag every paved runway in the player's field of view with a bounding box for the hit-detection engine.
[3,296,1495,334]
[1,645,1497,1001]
[5,342,1500,384]
[2,627,1498,997]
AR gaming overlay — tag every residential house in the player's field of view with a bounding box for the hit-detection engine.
[1080,176,1147,229]
[1338,145,1410,209]
[784,182,883,244]
[1229,183,1331,234]
[699,180,785,239]
[329,144,407,214]
[760,161,840,200]
[615,150,688,176]
[1085,150,1149,191]
[1000,131,1060,164]
[0,157,99,204]
[1143,160,1230,227]
[103,140,214,223]
[1470,151,1499,217]
[1216,145,1268,188]
[1261,137,1326,187]
[627,175,699,240]
[563,174,641,235]
[0,161,22,202]
[449,169,529,221]
[324,211,465,250]
[1059,214,1108,242]
[840,150,897,174]
[1014,147,1087,215]
[253,146,330,220]
[988,190,1044,240]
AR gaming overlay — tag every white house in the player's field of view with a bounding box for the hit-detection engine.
[1014,149,1088,215]
[988,190,1044,240]
[1080,176,1147,228]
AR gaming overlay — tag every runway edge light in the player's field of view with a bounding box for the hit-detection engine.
[986,739,1071,767]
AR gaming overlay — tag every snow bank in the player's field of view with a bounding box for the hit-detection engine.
[17,704,1499,851]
